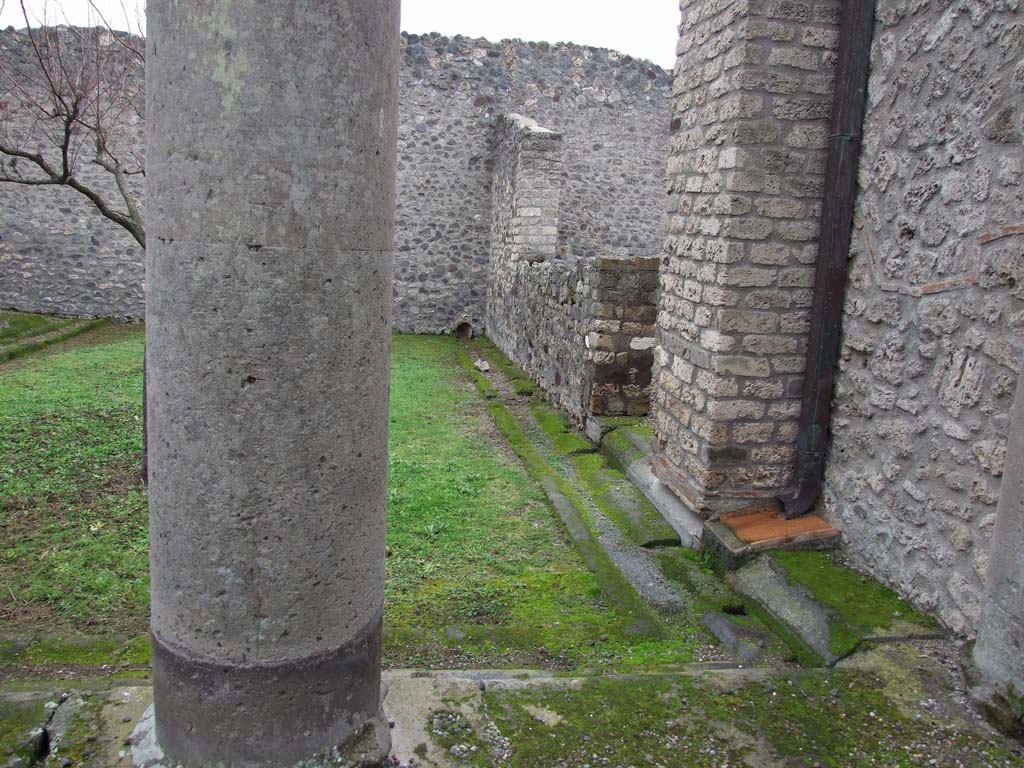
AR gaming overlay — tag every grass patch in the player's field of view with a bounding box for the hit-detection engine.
[0,312,73,343]
[529,404,594,456]
[1,329,708,671]
[481,397,662,639]
[0,324,148,635]
[769,551,936,658]
[0,313,110,364]
[469,668,1022,767]
[386,336,678,668]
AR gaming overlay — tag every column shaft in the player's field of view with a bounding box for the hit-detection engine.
[145,1,399,763]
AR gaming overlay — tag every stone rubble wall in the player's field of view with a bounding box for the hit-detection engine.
[652,0,842,513]
[0,27,145,318]
[0,28,671,332]
[821,0,1024,637]
[487,114,658,424]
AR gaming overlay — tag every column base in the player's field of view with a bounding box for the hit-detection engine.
[152,618,390,767]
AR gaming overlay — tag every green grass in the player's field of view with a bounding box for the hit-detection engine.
[0,324,148,636]
[0,312,70,342]
[385,336,646,666]
[0,312,109,364]
[0,328,719,671]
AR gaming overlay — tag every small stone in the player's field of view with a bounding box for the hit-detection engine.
[472,359,490,372]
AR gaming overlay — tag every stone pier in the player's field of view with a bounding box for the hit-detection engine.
[145,1,398,764]
[971,369,1024,736]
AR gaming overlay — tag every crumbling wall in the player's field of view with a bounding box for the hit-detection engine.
[0,29,670,329]
[822,0,1024,636]
[487,114,658,423]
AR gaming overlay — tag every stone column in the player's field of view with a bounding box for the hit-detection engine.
[145,1,398,764]
[970,370,1024,736]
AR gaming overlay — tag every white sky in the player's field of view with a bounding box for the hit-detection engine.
[0,0,680,69]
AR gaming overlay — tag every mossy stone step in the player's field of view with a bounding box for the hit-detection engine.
[571,453,679,548]
[730,552,942,667]
[600,426,704,548]
[0,691,56,768]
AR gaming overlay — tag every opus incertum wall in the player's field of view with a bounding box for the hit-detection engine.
[0,29,670,332]
[820,0,1024,637]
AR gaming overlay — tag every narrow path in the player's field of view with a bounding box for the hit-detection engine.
[460,342,689,621]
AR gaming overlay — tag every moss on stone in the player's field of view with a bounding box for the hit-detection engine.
[474,339,537,397]
[47,696,104,766]
[0,696,49,766]
[427,709,496,766]
[21,634,151,667]
[600,427,645,470]
[595,415,647,430]
[484,400,662,638]
[769,551,936,658]
[469,667,1022,767]
[529,404,594,456]
[455,348,497,398]
[510,379,536,397]
[572,453,678,547]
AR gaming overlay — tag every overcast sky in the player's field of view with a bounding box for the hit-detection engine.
[0,0,680,69]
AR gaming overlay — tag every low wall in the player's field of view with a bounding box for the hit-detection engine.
[487,114,658,424]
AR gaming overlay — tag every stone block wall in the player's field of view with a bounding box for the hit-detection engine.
[0,29,670,331]
[587,256,661,417]
[821,0,1024,637]
[652,0,841,514]
[487,114,562,271]
[487,114,658,423]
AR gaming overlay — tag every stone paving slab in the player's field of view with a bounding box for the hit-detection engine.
[5,647,1022,767]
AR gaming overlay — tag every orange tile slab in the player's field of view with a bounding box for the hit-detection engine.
[721,508,839,547]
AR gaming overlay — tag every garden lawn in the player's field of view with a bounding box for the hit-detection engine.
[0,324,148,637]
[0,327,701,670]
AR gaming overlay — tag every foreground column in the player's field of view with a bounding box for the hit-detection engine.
[970,370,1024,737]
[145,1,398,764]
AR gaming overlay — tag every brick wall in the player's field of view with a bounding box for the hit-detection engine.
[652,0,841,514]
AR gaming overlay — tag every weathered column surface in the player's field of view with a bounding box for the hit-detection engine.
[971,369,1024,737]
[145,1,398,764]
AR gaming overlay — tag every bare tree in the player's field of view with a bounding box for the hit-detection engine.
[0,1,145,247]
